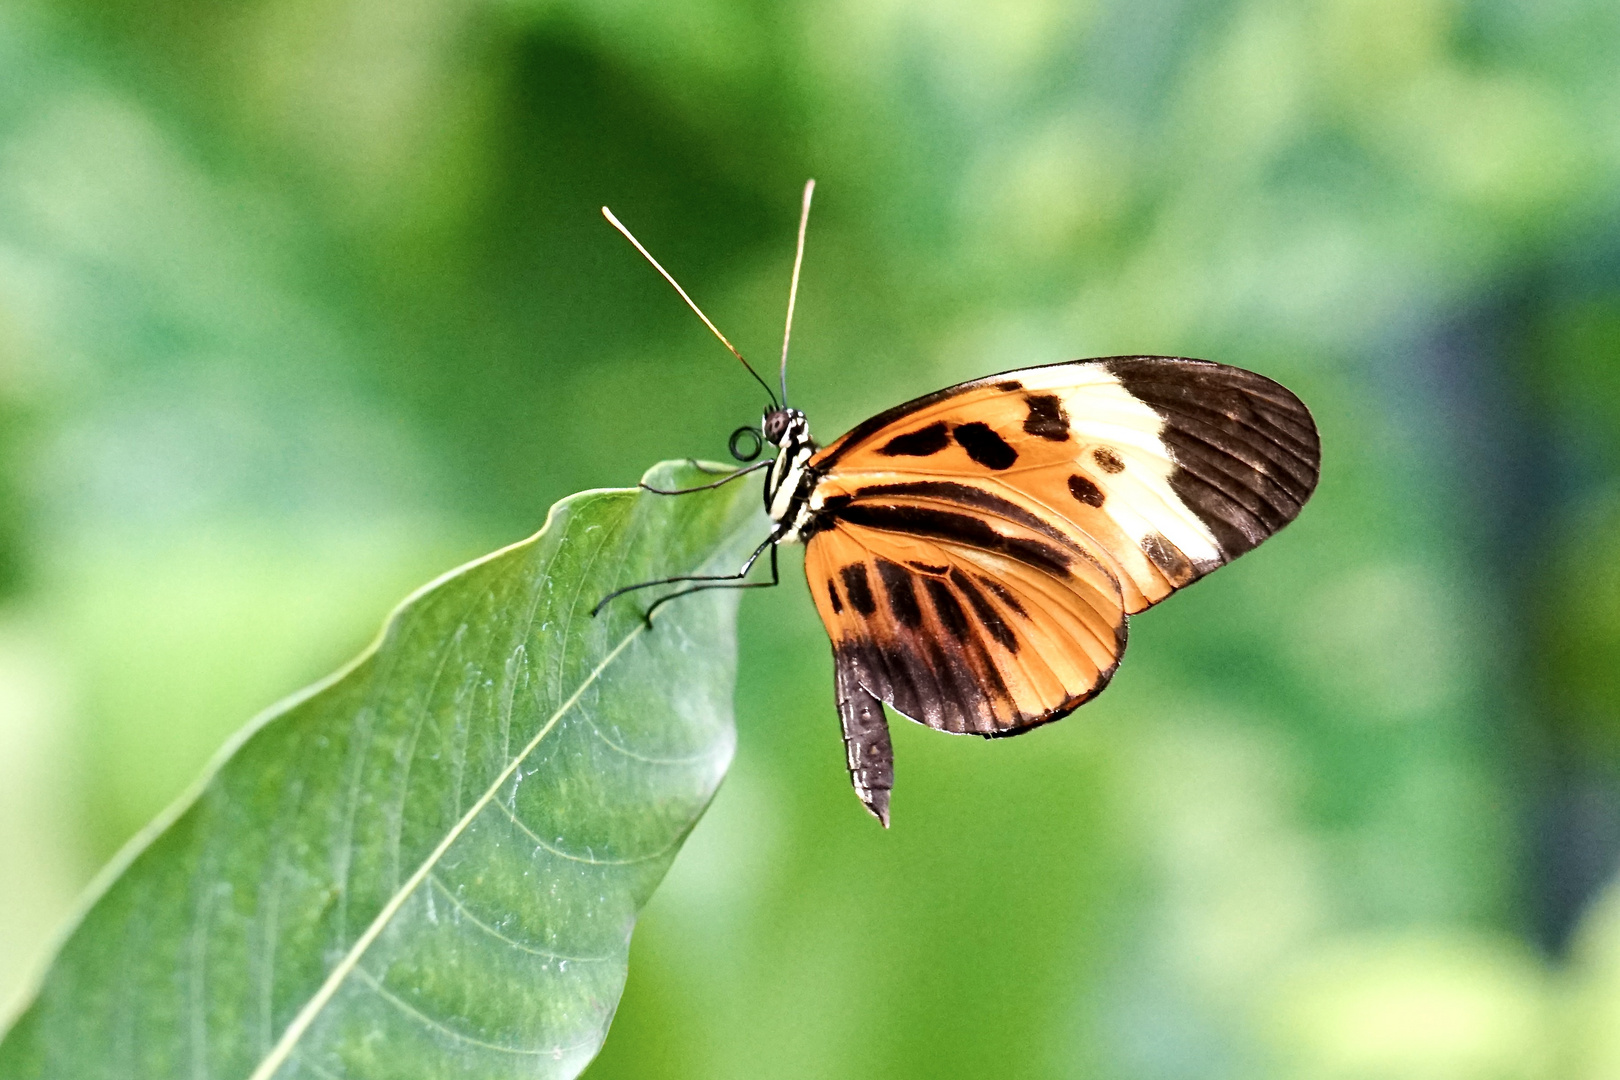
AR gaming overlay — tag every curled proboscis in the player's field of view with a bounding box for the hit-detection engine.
[729,425,764,462]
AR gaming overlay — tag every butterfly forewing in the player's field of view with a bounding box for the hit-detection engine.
[809,356,1318,615]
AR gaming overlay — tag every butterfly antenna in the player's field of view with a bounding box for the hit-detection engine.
[602,206,778,408]
[778,179,815,406]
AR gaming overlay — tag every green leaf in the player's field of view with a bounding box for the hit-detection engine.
[0,461,768,1080]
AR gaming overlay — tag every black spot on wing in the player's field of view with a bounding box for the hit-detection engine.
[819,494,852,516]
[1022,395,1070,441]
[1091,447,1125,474]
[1067,474,1105,507]
[827,577,844,614]
[1107,357,1320,559]
[907,561,949,575]
[949,568,1019,652]
[994,380,1024,391]
[875,559,923,628]
[922,576,970,640]
[974,574,1029,619]
[879,422,951,457]
[841,564,877,615]
[953,422,1018,470]
[832,503,1071,578]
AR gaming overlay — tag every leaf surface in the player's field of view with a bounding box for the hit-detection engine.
[0,461,767,1080]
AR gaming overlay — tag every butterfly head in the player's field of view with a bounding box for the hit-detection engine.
[762,407,808,447]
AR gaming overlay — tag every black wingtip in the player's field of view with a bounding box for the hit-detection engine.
[1104,356,1321,561]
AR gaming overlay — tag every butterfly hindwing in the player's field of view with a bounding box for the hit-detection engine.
[806,518,1128,730]
[804,510,1131,821]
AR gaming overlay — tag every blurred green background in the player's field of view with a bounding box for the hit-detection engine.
[3,0,1620,1075]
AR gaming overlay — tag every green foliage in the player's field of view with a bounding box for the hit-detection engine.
[0,462,765,1079]
[4,0,1620,1076]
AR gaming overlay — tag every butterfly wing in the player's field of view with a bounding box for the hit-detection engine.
[802,357,1319,822]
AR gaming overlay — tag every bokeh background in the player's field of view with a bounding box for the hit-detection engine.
[3,0,1620,1076]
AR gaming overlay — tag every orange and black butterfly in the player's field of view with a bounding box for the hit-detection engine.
[596,182,1320,826]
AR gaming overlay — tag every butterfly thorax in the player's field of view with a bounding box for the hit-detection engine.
[763,408,820,544]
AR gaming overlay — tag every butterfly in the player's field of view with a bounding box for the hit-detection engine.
[596,181,1320,826]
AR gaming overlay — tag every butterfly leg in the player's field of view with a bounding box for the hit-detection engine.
[684,459,742,475]
[639,542,780,625]
[641,459,770,495]
[834,649,893,827]
[591,532,780,619]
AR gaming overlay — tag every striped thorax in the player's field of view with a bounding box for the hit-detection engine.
[762,407,819,543]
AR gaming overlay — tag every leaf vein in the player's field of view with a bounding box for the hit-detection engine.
[427,876,614,963]
[292,1052,345,1080]
[580,714,732,766]
[331,636,410,948]
[256,719,319,1058]
[488,797,670,868]
[351,968,580,1058]
[387,621,470,892]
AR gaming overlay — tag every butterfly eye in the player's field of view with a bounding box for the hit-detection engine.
[729,425,765,462]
